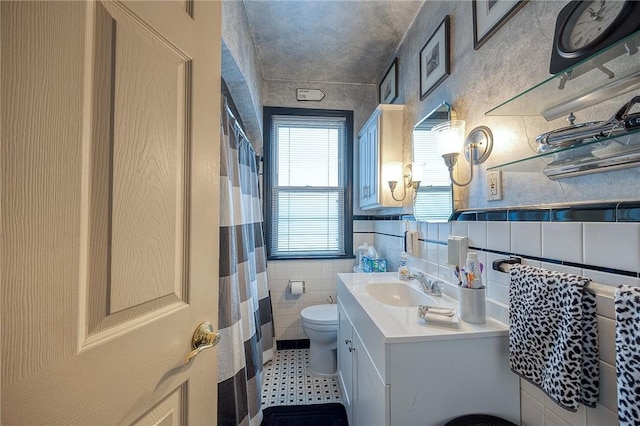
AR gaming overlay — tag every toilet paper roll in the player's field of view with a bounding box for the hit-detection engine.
[290,280,305,295]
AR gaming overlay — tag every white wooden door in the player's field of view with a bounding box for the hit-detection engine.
[1,1,222,424]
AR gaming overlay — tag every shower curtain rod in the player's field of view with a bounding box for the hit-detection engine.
[224,101,250,145]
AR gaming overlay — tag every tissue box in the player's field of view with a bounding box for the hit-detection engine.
[362,257,387,273]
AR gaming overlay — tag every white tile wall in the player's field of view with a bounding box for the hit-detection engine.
[511,222,542,257]
[268,257,356,341]
[364,217,639,426]
[542,222,583,264]
[584,222,640,272]
[487,221,511,252]
[269,216,638,425]
[468,221,487,248]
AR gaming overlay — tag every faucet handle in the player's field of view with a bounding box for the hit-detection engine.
[430,280,443,294]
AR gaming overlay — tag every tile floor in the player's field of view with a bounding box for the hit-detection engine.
[261,349,343,408]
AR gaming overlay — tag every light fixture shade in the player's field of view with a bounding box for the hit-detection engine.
[411,162,426,182]
[432,120,466,156]
[383,161,403,184]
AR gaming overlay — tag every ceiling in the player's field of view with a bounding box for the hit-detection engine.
[242,0,424,84]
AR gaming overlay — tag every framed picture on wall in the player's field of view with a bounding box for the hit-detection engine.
[473,0,527,50]
[420,16,450,101]
[379,58,398,104]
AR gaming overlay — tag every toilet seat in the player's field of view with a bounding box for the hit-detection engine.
[301,304,337,326]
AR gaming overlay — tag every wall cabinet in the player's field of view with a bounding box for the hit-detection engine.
[358,104,404,210]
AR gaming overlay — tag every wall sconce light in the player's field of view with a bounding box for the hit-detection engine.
[387,163,421,201]
[432,121,493,187]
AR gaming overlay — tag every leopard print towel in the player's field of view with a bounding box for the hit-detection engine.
[615,285,640,425]
[509,264,599,412]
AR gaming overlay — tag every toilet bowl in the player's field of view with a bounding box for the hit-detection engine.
[301,304,338,377]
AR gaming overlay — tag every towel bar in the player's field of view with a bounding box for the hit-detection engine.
[492,257,616,299]
[491,257,522,273]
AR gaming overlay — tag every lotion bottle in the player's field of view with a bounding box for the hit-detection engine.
[398,252,410,280]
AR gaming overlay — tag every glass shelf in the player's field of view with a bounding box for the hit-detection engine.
[487,127,640,178]
[485,30,640,121]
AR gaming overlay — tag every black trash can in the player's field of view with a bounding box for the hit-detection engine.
[444,414,517,426]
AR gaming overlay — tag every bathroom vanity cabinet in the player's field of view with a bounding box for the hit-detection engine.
[337,273,520,426]
[358,104,404,210]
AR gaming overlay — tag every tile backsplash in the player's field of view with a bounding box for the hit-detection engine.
[268,203,640,339]
[267,202,639,425]
[267,258,354,341]
[364,202,639,426]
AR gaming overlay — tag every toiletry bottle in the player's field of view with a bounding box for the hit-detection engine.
[356,242,369,272]
[398,252,409,280]
[367,244,378,259]
[465,252,481,288]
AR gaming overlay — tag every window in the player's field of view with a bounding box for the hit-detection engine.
[264,107,353,259]
[412,120,453,222]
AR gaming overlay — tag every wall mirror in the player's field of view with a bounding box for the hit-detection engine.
[412,102,454,222]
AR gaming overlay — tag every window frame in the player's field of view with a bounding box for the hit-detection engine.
[263,106,354,260]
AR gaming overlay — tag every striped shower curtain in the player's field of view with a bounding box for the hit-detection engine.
[217,101,274,426]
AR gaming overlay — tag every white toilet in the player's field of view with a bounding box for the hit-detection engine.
[301,304,338,377]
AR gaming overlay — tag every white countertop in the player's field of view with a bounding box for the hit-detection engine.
[337,272,509,344]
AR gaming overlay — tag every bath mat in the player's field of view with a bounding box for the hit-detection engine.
[261,403,348,426]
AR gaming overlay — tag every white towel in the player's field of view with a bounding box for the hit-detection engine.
[419,305,454,317]
[417,305,458,326]
[508,264,599,412]
[615,285,640,425]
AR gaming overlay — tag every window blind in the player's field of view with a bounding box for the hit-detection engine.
[268,114,348,257]
[413,124,453,221]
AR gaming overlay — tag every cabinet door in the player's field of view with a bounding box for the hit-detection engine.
[366,122,379,206]
[337,303,354,422]
[358,134,369,208]
[354,331,389,426]
[358,118,380,210]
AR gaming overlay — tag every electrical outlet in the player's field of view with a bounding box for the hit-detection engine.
[487,171,502,201]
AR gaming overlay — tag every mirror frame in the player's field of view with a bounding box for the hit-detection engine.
[412,102,455,222]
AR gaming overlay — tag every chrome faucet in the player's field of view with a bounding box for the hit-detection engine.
[409,272,442,297]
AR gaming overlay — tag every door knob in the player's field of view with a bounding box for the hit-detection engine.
[185,321,220,364]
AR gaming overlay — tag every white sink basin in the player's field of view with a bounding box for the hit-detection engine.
[365,282,438,307]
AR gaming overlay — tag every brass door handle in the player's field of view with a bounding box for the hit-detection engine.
[185,321,220,364]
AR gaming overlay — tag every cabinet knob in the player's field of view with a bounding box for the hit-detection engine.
[348,346,355,352]
[344,338,352,345]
